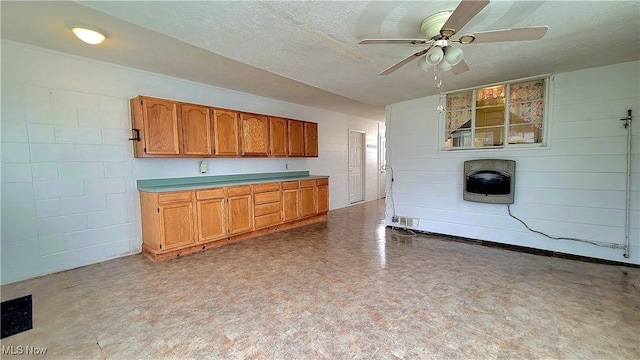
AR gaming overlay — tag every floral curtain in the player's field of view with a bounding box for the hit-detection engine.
[510,80,544,102]
[476,85,505,104]
[509,80,545,129]
[446,91,472,130]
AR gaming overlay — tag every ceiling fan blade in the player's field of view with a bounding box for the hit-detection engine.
[470,26,548,43]
[441,0,490,34]
[451,59,470,75]
[379,48,430,75]
[359,39,432,46]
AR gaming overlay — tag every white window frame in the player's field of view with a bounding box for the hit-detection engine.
[441,74,552,151]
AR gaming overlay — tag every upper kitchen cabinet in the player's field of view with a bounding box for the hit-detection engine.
[130,95,318,158]
[240,113,269,156]
[181,103,212,156]
[304,122,318,157]
[212,108,241,156]
[269,117,288,157]
[288,119,305,157]
[131,96,181,157]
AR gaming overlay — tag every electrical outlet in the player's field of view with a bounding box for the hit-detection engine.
[391,215,399,222]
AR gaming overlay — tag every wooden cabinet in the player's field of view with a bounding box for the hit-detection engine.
[160,202,195,250]
[196,188,226,243]
[213,108,240,156]
[253,182,282,229]
[316,178,329,213]
[269,117,288,157]
[181,104,212,156]
[140,176,328,261]
[227,185,253,235]
[140,191,195,252]
[131,96,319,158]
[300,179,316,218]
[131,96,181,157]
[288,120,305,157]
[240,113,269,156]
[282,181,300,223]
[304,122,318,157]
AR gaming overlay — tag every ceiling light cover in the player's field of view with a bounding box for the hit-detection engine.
[72,27,105,44]
[425,46,444,66]
[444,46,464,66]
[417,56,432,71]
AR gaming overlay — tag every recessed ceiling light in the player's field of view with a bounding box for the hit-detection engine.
[71,27,106,45]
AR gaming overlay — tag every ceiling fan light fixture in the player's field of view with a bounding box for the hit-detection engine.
[71,26,106,45]
[444,46,464,66]
[425,46,444,66]
[417,56,432,71]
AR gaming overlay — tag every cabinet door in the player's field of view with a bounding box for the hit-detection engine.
[182,104,212,156]
[159,202,195,250]
[300,186,316,218]
[213,109,240,156]
[304,122,318,157]
[240,113,269,156]
[269,117,288,157]
[317,185,329,213]
[197,198,226,242]
[228,195,253,235]
[282,188,300,222]
[142,98,180,155]
[288,120,305,157]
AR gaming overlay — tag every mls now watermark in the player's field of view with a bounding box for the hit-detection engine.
[2,345,47,355]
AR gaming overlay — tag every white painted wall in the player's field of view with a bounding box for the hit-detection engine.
[0,41,382,284]
[385,61,639,265]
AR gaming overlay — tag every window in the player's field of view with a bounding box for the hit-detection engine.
[444,77,547,149]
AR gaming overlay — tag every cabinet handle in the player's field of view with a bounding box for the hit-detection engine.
[129,128,141,142]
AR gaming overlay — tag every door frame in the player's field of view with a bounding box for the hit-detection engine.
[348,129,366,205]
[378,133,386,199]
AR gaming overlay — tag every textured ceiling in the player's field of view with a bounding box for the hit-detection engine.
[2,1,640,120]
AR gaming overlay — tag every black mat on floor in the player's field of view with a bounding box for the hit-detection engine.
[1,295,32,339]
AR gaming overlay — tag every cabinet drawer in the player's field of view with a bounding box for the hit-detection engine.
[196,188,225,200]
[317,178,328,186]
[227,185,252,197]
[158,191,193,204]
[282,181,299,190]
[300,179,316,188]
[253,182,281,193]
[254,212,282,230]
[254,191,281,205]
[254,202,281,216]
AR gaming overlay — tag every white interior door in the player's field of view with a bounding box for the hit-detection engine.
[379,135,386,199]
[349,130,364,204]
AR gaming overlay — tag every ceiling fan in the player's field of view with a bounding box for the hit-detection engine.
[359,0,548,76]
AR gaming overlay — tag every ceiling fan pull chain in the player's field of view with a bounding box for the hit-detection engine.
[434,67,445,113]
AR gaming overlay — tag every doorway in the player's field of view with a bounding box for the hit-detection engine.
[349,130,365,204]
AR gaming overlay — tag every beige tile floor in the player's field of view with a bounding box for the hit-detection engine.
[1,199,639,359]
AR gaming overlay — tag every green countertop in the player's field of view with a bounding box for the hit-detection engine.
[137,171,329,192]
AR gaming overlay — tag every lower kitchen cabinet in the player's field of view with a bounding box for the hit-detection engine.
[196,188,227,242]
[282,181,300,223]
[300,179,316,218]
[253,182,282,230]
[160,202,195,250]
[227,186,254,235]
[139,177,328,261]
[317,178,329,213]
[140,191,196,253]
